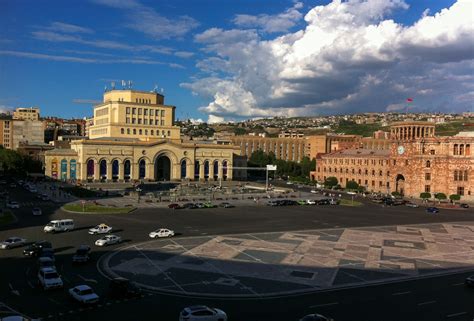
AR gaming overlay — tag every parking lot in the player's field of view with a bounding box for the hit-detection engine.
[1,180,474,320]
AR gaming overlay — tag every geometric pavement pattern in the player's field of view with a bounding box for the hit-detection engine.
[100,222,474,297]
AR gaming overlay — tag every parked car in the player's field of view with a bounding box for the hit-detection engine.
[38,248,55,262]
[32,208,42,216]
[194,202,205,208]
[299,314,334,321]
[405,202,419,208]
[219,202,234,208]
[297,200,307,205]
[168,203,183,209]
[426,207,440,214]
[69,285,99,304]
[317,199,330,205]
[203,202,217,208]
[149,228,175,238]
[108,277,142,298]
[329,199,340,205]
[1,237,26,249]
[460,203,470,208]
[182,203,197,209]
[95,234,122,247]
[179,305,227,321]
[88,224,113,235]
[38,267,63,290]
[72,245,91,263]
[346,191,357,195]
[23,241,52,256]
[6,201,20,209]
[306,199,317,205]
[465,275,474,287]
[267,200,279,206]
[37,257,56,270]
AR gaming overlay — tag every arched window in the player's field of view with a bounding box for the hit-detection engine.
[124,160,131,181]
[60,159,67,180]
[121,128,124,134]
[167,130,170,136]
[99,159,107,180]
[454,170,458,181]
[426,160,431,168]
[460,144,464,155]
[139,129,142,135]
[454,144,459,155]
[151,130,154,135]
[467,144,471,156]
[194,161,200,180]
[112,160,119,181]
[213,161,219,180]
[222,160,228,179]
[181,160,187,179]
[133,129,136,135]
[162,130,165,136]
[139,159,146,179]
[204,161,209,180]
[86,159,94,178]
[69,160,77,180]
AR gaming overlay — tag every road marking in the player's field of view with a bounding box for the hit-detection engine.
[447,312,467,318]
[392,291,411,296]
[417,300,436,306]
[78,274,98,284]
[451,282,464,286]
[309,302,339,308]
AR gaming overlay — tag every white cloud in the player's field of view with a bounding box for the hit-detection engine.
[233,1,303,33]
[92,0,199,39]
[45,22,94,34]
[0,105,14,114]
[207,115,226,124]
[174,51,194,58]
[184,0,474,119]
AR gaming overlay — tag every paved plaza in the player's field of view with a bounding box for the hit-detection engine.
[99,221,474,297]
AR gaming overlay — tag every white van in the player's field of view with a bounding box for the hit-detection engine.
[44,219,75,233]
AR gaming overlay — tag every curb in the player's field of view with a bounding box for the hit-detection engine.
[60,207,137,215]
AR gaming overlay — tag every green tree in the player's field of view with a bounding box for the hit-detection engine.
[420,192,431,200]
[346,180,359,190]
[435,193,447,202]
[391,191,401,197]
[324,176,338,188]
[234,127,247,135]
[449,194,461,204]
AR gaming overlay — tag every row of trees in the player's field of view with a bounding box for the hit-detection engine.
[420,192,462,203]
[248,150,316,182]
[0,147,43,176]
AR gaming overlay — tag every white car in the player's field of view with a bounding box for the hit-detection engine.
[310,189,318,194]
[32,207,42,216]
[306,199,317,205]
[68,285,99,304]
[6,201,20,209]
[38,267,63,290]
[1,237,26,249]
[95,234,122,247]
[88,224,113,235]
[179,305,227,321]
[346,191,357,195]
[149,228,175,239]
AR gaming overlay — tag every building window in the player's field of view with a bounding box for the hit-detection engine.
[155,120,159,125]
[466,144,470,155]
[454,170,458,181]
[393,160,396,165]
[405,160,409,166]
[138,108,142,115]
[145,129,148,135]
[132,118,136,124]
[126,118,130,124]
[425,185,431,193]
[379,170,382,176]
[167,130,170,136]
[464,170,468,181]
[139,129,142,135]
[460,144,464,155]
[457,186,465,196]
[425,173,431,180]
[144,109,148,116]
[426,160,430,168]
[126,107,130,114]
[132,108,136,115]
[161,110,165,117]
[161,120,165,126]
[120,128,124,134]
[138,119,142,124]
[430,149,435,155]
[133,129,136,135]
[144,119,148,125]
[127,128,130,134]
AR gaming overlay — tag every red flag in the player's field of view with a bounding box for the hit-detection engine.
[406,98,413,102]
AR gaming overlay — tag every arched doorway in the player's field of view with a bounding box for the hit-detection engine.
[124,160,131,181]
[112,160,119,181]
[70,160,77,180]
[139,159,146,179]
[99,160,107,181]
[155,155,171,181]
[86,159,94,181]
[180,160,187,179]
[396,174,405,195]
[60,159,67,180]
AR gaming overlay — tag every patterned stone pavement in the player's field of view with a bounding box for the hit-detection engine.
[99,222,474,297]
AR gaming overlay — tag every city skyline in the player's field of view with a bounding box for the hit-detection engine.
[1,0,472,123]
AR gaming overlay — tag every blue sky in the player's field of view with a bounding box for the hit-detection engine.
[0,0,471,122]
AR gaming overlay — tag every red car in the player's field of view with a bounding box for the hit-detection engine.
[168,203,182,209]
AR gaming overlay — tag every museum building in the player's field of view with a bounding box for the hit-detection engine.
[314,121,474,201]
[44,89,244,182]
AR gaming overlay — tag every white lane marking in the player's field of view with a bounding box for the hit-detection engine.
[78,274,98,284]
[447,312,467,318]
[417,300,436,306]
[392,291,411,296]
[309,302,339,308]
[451,282,464,286]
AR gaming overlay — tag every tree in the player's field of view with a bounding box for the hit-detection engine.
[391,191,401,198]
[346,180,359,190]
[420,192,431,201]
[324,176,338,188]
[435,193,447,202]
[449,194,461,204]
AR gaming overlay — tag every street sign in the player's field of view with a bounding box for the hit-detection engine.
[266,165,277,171]
[81,200,86,204]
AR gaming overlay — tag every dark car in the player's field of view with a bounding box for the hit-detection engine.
[39,248,55,261]
[23,241,52,257]
[168,203,183,209]
[426,207,439,214]
[108,277,142,298]
[317,199,330,205]
[182,203,197,209]
[460,203,469,208]
[219,202,234,208]
[383,198,394,206]
[72,245,91,263]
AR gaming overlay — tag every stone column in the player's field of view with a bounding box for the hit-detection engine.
[199,162,205,181]
[146,162,154,181]
[119,162,124,181]
[209,160,215,180]
[226,162,233,180]
[93,162,99,181]
[186,162,193,180]
[132,162,139,180]
[217,161,223,180]
[106,161,112,182]
[80,162,87,181]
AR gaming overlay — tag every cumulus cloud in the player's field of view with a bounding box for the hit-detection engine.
[233,1,303,33]
[207,115,226,124]
[183,0,474,119]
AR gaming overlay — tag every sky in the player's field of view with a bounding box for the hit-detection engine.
[0,0,472,123]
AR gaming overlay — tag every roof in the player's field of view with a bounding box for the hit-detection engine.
[323,148,390,158]
[44,149,78,156]
[390,121,435,127]
[454,131,474,137]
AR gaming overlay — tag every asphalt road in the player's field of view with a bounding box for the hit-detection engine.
[1,185,474,321]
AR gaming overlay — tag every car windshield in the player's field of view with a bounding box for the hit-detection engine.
[5,238,14,243]
[46,223,54,227]
[45,272,59,279]
[80,289,94,295]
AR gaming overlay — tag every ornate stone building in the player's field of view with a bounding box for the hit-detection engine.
[44,89,243,182]
[313,122,474,201]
